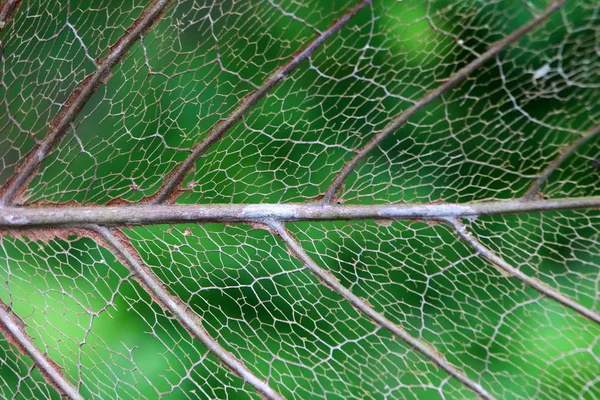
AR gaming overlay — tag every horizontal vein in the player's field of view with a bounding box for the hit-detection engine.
[523,123,600,200]
[321,0,567,204]
[449,219,600,325]
[0,196,598,228]
[0,0,173,206]
[269,222,495,400]
[94,225,284,400]
[151,0,373,204]
[0,300,83,400]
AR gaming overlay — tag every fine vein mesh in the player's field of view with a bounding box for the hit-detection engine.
[8,0,597,205]
[543,139,600,199]
[0,234,251,399]
[171,0,599,205]
[13,0,355,204]
[469,210,600,312]
[124,223,475,399]
[0,0,598,399]
[0,337,59,399]
[0,0,148,189]
[337,0,599,205]
[289,220,600,399]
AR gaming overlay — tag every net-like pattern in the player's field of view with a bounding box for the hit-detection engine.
[291,219,600,399]
[0,0,598,399]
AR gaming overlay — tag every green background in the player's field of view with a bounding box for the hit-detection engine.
[0,0,598,398]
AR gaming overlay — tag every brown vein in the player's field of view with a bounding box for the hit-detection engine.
[99,2,373,397]
[1,195,599,228]
[0,0,21,32]
[523,123,600,200]
[0,1,172,398]
[321,0,567,204]
[0,1,282,398]
[0,299,83,400]
[151,0,373,204]
[0,0,173,206]
[448,218,600,325]
[94,225,284,400]
[269,221,495,400]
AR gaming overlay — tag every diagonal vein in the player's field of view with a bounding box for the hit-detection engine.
[0,1,373,397]
[0,0,21,32]
[90,2,373,397]
[0,1,174,398]
[93,225,283,400]
[0,0,589,398]
[0,1,278,398]
[523,123,600,200]
[321,0,567,204]
[0,0,173,206]
[151,0,374,204]
[0,299,83,400]
[269,221,495,400]
[448,218,600,325]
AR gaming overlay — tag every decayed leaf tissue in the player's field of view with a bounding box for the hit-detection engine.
[0,0,598,398]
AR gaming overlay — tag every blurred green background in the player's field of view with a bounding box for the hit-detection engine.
[0,0,598,398]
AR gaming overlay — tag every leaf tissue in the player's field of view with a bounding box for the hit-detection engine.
[0,0,598,398]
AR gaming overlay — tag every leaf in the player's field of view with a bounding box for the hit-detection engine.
[0,0,598,399]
